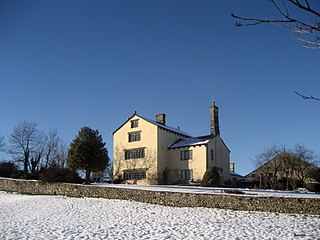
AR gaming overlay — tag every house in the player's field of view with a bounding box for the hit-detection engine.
[229,163,244,186]
[245,151,320,190]
[113,102,231,185]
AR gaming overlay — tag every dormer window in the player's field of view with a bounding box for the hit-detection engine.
[131,120,139,128]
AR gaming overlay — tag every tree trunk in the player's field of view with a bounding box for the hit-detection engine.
[85,170,91,182]
[24,151,29,174]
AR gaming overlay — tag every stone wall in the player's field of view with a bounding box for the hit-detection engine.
[0,177,319,215]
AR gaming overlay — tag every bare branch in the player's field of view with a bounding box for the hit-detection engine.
[295,91,320,100]
[231,13,293,27]
[231,0,320,48]
[289,0,320,17]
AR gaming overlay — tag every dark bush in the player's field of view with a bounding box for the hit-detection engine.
[112,177,123,184]
[39,167,83,183]
[223,189,245,195]
[201,167,221,187]
[306,182,320,193]
[223,179,232,186]
[0,161,18,178]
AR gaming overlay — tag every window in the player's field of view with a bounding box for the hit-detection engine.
[124,169,147,180]
[181,150,192,160]
[125,148,145,159]
[128,132,141,142]
[181,169,193,180]
[131,120,139,128]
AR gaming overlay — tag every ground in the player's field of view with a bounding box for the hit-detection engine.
[1,191,320,239]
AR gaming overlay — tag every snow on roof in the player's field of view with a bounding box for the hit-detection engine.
[169,136,211,149]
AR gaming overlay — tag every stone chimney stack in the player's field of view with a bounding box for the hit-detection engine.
[210,102,220,136]
[156,113,166,125]
[230,163,235,173]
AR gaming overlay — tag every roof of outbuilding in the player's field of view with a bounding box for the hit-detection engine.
[230,172,243,178]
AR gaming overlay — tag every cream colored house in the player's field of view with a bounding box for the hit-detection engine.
[113,102,231,185]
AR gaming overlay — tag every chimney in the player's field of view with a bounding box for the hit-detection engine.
[230,163,235,172]
[210,102,220,136]
[156,113,166,125]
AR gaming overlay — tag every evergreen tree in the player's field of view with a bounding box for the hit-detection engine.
[67,127,109,182]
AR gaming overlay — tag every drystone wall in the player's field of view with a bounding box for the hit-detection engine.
[0,177,319,215]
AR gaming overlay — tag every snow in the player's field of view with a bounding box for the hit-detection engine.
[93,183,320,199]
[168,137,210,148]
[1,191,320,239]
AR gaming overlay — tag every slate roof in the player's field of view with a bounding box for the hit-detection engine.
[230,172,243,178]
[168,135,212,149]
[113,113,192,138]
[144,117,192,138]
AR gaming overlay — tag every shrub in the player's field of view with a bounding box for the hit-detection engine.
[224,179,232,186]
[39,167,83,183]
[0,161,18,178]
[223,189,245,195]
[306,182,320,193]
[201,167,220,187]
[113,175,123,184]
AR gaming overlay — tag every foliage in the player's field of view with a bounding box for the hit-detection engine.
[67,127,109,182]
[306,182,320,193]
[0,161,18,178]
[39,167,83,183]
[201,167,221,187]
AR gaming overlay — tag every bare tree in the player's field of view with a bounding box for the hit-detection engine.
[29,140,45,175]
[43,129,62,168]
[112,145,125,180]
[290,144,318,186]
[52,143,68,168]
[253,145,284,188]
[231,0,320,48]
[251,144,319,189]
[9,121,43,175]
[113,145,157,184]
[0,133,5,152]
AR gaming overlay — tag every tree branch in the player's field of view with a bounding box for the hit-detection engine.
[231,0,320,48]
[295,91,320,100]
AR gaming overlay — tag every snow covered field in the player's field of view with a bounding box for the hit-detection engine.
[1,191,320,240]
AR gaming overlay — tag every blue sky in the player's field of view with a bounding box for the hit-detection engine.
[1,0,319,175]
